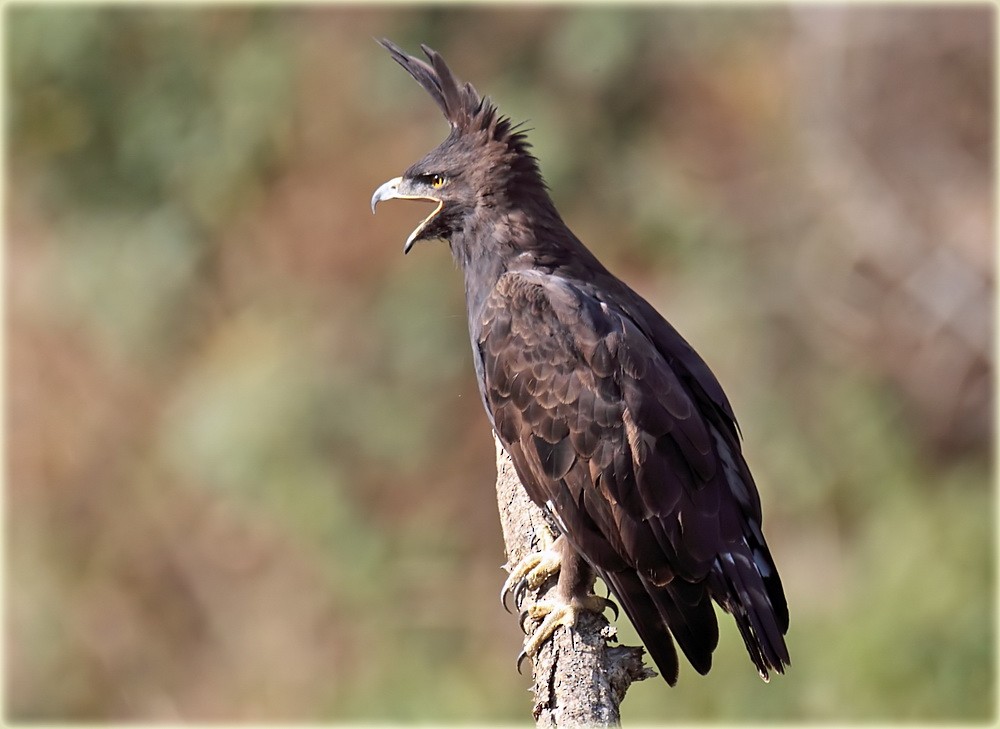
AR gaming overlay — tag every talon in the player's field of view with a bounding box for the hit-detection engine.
[503,537,624,675]
[514,578,529,609]
[516,648,529,674]
[501,550,550,612]
[501,568,531,613]
[602,596,619,621]
[520,599,576,661]
[500,544,563,615]
[500,575,511,612]
[519,609,531,633]
[501,572,519,613]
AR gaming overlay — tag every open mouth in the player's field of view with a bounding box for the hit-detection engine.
[370,176,444,253]
[402,198,443,253]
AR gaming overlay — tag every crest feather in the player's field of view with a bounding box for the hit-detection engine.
[377,38,491,134]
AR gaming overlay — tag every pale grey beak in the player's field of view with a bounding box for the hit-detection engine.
[370,176,444,254]
[371,176,403,214]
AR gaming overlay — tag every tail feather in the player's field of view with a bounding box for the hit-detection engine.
[600,542,789,684]
[601,569,680,684]
[642,574,718,675]
[602,569,721,683]
[711,545,790,679]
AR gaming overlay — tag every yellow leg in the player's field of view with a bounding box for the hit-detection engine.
[507,536,619,672]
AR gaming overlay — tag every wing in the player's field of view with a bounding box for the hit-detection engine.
[477,270,789,683]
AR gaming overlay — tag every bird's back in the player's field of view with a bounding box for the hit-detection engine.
[476,263,789,683]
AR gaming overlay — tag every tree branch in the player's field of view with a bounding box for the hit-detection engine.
[493,433,655,727]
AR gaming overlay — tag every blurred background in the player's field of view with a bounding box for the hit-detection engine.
[6,4,994,723]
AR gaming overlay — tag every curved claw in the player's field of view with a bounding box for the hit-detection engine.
[514,577,530,609]
[603,596,620,621]
[500,568,521,613]
[501,546,562,611]
[519,609,532,633]
[502,574,536,614]
[516,648,529,675]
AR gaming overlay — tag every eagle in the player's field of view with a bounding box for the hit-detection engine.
[371,40,789,685]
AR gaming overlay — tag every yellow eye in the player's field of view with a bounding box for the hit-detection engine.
[430,174,445,189]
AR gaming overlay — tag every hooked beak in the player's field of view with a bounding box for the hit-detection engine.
[370,176,444,254]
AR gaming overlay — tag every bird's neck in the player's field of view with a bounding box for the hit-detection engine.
[450,220,516,323]
[450,195,566,319]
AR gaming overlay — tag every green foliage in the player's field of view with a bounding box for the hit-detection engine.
[7,5,993,723]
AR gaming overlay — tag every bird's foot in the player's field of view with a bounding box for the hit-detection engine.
[516,593,619,673]
[502,534,619,672]
[501,544,563,612]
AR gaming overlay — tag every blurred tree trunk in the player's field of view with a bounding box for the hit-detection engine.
[493,433,653,727]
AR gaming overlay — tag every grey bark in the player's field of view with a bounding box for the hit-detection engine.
[493,433,655,727]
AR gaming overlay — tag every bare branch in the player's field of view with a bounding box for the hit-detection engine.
[493,434,654,727]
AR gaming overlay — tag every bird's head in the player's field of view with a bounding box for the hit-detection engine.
[371,39,549,254]
[369,128,484,254]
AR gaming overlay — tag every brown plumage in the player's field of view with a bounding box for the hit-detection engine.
[371,39,789,685]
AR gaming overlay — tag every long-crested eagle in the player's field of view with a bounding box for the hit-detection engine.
[371,40,790,685]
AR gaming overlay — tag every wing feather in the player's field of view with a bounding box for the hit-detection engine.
[477,270,788,680]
